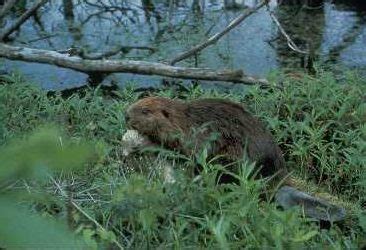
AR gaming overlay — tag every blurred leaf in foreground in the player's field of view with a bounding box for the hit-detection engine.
[0,126,94,182]
[0,126,95,249]
[0,198,86,249]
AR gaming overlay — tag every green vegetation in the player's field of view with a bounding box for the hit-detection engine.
[0,70,365,249]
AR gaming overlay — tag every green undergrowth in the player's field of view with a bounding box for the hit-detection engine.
[0,70,365,249]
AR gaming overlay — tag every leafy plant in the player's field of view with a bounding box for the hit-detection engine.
[0,70,365,248]
[0,127,95,249]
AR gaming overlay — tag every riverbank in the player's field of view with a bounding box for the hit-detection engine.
[0,70,365,248]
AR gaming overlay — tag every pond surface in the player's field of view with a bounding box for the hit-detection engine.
[1,0,366,90]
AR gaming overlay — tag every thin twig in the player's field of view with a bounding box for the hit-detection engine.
[50,176,124,250]
[169,0,268,65]
[266,6,308,55]
[0,0,48,41]
[204,11,225,37]
[22,34,58,44]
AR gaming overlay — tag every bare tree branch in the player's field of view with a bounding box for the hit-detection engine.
[0,0,17,20]
[169,0,268,65]
[0,43,268,85]
[267,7,308,54]
[0,0,48,41]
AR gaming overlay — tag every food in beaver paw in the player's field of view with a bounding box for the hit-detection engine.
[121,129,150,156]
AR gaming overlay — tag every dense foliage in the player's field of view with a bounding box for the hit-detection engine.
[0,70,365,249]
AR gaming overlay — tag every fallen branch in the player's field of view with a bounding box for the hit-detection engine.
[169,0,268,65]
[0,43,268,85]
[0,0,48,41]
[0,0,17,20]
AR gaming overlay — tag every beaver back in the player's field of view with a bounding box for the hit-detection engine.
[185,98,286,178]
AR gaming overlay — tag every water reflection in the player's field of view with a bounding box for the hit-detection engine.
[1,0,365,90]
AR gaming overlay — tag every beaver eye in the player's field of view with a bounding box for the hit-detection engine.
[141,108,151,115]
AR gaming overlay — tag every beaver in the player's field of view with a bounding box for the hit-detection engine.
[125,97,286,179]
[124,96,346,222]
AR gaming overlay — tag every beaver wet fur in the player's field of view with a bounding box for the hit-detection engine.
[125,96,346,222]
[125,96,287,180]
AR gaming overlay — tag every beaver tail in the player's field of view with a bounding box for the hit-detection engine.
[275,177,346,222]
[259,150,346,222]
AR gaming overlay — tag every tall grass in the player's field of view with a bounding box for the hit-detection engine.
[0,70,365,249]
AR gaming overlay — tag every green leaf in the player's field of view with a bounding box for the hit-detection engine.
[293,230,318,242]
[0,198,86,249]
[0,127,94,182]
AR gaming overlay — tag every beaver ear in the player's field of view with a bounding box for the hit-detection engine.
[162,109,170,118]
[137,92,155,100]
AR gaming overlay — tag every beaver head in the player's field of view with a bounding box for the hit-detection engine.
[125,97,188,145]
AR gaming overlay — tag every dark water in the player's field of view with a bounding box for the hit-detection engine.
[1,0,365,90]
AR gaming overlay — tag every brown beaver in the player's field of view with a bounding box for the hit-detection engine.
[125,96,346,222]
[125,96,286,180]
